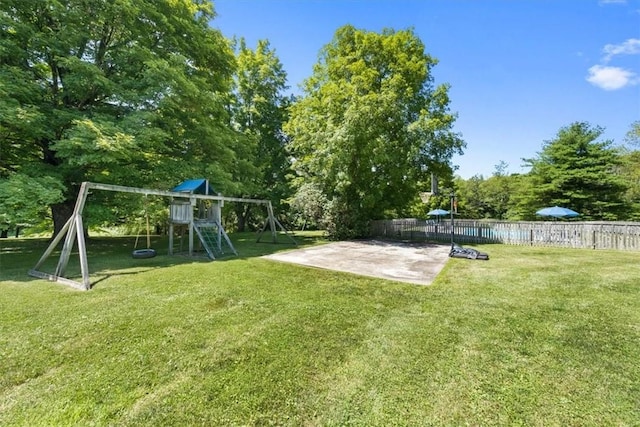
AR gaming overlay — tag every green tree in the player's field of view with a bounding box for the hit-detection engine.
[0,0,236,235]
[289,182,328,230]
[618,121,640,219]
[519,122,627,220]
[481,162,516,219]
[624,120,640,148]
[455,175,487,219]
[454,165,521,220]
[285,25,464,238]
[619,150,640,220]
[0,174,64,237]
[229,38,292,230]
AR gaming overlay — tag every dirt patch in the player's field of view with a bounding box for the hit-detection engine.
[263,240,451,285]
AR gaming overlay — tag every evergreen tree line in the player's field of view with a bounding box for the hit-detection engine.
[442,121,640,222]
[1,1,637,239]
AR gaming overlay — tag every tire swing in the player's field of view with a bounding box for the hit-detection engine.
[132,196,157,259]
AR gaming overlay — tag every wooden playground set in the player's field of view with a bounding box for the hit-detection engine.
[28,179,295,290]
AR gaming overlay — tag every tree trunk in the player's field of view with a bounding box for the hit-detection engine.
[234,204,253,232]
[235,204,246,232]
[0,229,7,238]
[51,200,76,237]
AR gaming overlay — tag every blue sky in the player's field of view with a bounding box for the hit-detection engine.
[212,0,640,178]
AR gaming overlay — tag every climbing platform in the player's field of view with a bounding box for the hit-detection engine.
[193,220,237,260]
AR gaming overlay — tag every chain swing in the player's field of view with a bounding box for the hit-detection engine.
[132,194,157,259]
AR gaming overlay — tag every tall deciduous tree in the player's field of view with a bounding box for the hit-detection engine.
[0,174,64,237]
[520,122,627,220]
[0,0,236,235]
[481,162,515,220]
[624,120,640,148]
[454,165,519,220]
[454,175,488,219]
[285,25,464,238]
[619,122,640,219]
[229,38,292,230]
[619,149,640,220]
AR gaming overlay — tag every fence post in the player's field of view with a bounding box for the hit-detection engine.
[369,219,640,251]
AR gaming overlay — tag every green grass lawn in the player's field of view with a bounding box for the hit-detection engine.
[1,234,639,426]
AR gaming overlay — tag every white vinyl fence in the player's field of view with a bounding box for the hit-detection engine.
[370,219,640,250]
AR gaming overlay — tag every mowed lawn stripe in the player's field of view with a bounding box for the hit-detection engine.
[1,237,639,425]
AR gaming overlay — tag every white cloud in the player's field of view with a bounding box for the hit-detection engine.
[586,65,638,90]
[603,38,640,62]
[598,0,627,4]
[587,38,640,90]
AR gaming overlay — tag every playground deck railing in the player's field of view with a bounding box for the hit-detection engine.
[370,219,640,251]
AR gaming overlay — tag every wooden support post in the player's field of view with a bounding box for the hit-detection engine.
[168,221,174,255]
[273,216,297,246]
[55,215,78,278]
[216,202,222,251]
[32,215,74,271]
[29,182,91,290]
[54,183,90,277]
[268,202,277,243]
[188,197,195,256]
[256,201,297,246]
[75,214,90,290]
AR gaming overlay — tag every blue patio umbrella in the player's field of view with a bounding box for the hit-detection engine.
[427,209,450,216]
[536,206,579,218]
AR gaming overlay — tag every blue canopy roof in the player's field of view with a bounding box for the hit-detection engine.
[535,206,579,218]
[171,179,216,195]
[427,209,450,216]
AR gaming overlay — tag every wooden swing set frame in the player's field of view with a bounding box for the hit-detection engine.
[28,181,295,290]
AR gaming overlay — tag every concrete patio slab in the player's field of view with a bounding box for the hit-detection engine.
[263,240,451,285]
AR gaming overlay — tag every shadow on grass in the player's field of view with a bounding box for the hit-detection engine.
[228,231,324,260]
[0,231,327,287]
[87,265,173,288]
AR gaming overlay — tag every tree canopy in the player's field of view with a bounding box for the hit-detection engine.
[228,38,292,230]
[285,25,465,238]
[624,121,640,148]
[6,2,635,238]
[519,122,627,220]
[0,0,237,234]
[453,162,515,220]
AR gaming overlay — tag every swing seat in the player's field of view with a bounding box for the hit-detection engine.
[132,248,157,259]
